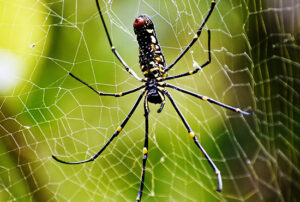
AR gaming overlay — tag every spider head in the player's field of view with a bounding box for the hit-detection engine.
[147,88,163,104]
[146,80,164,104]
[133,14,154,34]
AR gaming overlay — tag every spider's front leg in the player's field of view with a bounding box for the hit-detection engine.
[136,96,150,201]
[165,90,223,192]
[52,90,146,164]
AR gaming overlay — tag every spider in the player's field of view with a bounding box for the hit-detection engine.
[52,0,252,201]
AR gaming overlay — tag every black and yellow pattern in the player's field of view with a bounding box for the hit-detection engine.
[52,0,253,201]
[134,14,167,82]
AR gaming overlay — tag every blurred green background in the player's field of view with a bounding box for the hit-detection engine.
[0,0,299,201]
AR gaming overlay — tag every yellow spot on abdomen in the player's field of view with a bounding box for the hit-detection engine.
[235,108,240,113]
[143,147,148,154]
[202,96,208,101]
[119,93,122,97]
[151,44,157,51]
[155,56,162,62]
[150,67,159,72]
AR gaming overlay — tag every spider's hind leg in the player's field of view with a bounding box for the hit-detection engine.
[95,0,142,82]
[163,29,212,81]
[164,0,216,73]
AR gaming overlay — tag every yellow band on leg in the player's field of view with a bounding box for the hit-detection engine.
[189,132,195,138]
[117,126,122,132]
[143,147,148,154]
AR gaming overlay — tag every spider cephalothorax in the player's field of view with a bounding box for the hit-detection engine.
[145,79,165,106]
[52,0,253,201]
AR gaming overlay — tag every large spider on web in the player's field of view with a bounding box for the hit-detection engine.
[52,0,252,200]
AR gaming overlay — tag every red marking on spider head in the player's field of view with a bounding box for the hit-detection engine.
[134,17,146,28]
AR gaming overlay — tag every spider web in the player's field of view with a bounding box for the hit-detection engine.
[0,0,299,201]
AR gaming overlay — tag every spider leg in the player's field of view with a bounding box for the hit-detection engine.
[157,90,166,113]
[136,98,150,201]
[52,90,146,165]
[165,83,253,116]
[144,93,150,114]
[164,0,216,73]
[69,72,145,97]
[95,0,142,82]
[163,30,211,81]
[165,90,222,192]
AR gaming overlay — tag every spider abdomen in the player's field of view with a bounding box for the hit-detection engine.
[138,35,165,79]
[134,14,167,80]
